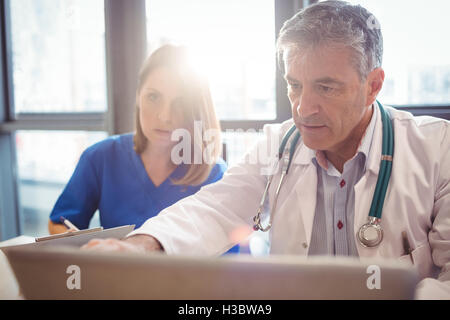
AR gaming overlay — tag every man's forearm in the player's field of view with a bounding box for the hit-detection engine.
[124,234,164,253]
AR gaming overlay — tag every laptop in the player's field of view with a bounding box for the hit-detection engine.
[5,245,419,300]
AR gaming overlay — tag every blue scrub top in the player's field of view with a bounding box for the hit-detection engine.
[49,134,239,253]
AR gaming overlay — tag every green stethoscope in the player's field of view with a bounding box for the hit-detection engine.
[252,100,394,248]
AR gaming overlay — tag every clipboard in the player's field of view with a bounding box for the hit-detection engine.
[35,227,104,242]
[0,225,135,253]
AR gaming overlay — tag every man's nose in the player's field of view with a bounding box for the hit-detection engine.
[296,89,319,119]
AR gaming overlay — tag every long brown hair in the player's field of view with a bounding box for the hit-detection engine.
[134,45,222,186]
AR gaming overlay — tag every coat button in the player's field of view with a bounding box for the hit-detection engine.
[302,242,308,249]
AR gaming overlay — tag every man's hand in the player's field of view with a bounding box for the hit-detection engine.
[81,234,164,254]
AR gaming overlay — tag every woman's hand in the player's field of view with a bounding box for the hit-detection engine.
[81,234,164,253]
[48,220,77,235]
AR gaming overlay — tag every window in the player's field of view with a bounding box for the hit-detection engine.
[8,0,107,113]
[5,0,108,237]
[16,131,106,236]
[346,0,450,106]
[146,0,276,120]
[146,0,279,166]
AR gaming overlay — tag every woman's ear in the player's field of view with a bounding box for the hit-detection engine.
[365,67,385,106]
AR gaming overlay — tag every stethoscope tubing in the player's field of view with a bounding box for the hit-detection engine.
[368,102,394,219]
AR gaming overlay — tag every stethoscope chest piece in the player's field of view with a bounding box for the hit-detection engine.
[358,217,383,247]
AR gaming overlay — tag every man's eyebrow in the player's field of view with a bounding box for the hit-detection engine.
[284,75,298,82]
[283,75,345,86]
[144,87,162,93]
[315,77,345,86]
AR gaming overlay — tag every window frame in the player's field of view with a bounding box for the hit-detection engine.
[392,105,450,121]
[0,0,21,240]
[217,0,306,131]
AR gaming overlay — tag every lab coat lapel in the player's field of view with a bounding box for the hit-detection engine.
[293,145,318,253]
[354,103,383,258]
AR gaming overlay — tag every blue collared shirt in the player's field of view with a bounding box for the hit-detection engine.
[308,104,377,257]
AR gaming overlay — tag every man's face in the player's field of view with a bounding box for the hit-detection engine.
[284,45,370,153]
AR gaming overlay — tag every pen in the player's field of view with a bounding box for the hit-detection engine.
[60,216,80,231]
[401,231,414,264]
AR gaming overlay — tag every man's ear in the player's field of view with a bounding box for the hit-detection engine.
[365,67,385,106]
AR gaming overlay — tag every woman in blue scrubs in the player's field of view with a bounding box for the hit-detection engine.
[48,45,238,252]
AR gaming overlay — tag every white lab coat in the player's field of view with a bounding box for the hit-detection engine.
[129,103,450,299]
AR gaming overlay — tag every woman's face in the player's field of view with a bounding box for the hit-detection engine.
[138,66,186,150]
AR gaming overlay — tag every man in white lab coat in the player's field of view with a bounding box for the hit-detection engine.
[84,1,450,299]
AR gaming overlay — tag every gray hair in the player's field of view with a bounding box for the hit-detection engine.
[277,0,383,80]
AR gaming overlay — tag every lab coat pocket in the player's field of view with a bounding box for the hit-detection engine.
[398,243,433,279]
[398,252,414,265]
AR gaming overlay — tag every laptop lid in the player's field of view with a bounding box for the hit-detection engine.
[5,245,419,300]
